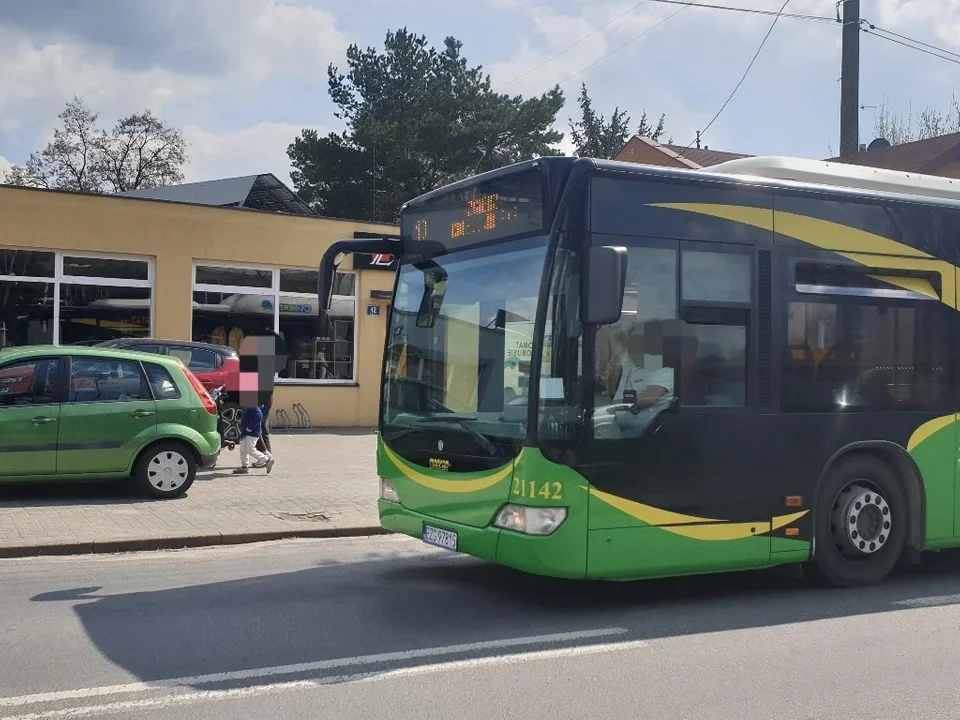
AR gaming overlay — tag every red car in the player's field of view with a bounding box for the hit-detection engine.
[96,338,243,445]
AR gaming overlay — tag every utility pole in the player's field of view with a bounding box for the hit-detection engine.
[839,0,860,158]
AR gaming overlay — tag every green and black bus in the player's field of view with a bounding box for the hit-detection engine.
[318,154,960,587]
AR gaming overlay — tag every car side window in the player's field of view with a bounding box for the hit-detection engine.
[69,357,149,403]
[168,346,218,373]
[143,362,182,400]
[0,358,60,407]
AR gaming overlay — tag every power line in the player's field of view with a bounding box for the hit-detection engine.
[860,20,960,65]
[639,0,834,24]
[554,4,690,87]
[675,0,792,159]
[495,1,650,92]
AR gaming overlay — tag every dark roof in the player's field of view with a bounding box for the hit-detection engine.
[826,133,960,172]
[663,144,752,167]
[116,173,315,216]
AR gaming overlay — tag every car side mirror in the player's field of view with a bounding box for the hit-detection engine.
[583,245,627,326]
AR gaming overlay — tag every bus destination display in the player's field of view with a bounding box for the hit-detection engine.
[401,169,544,254]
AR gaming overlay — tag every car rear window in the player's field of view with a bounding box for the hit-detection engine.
[143,362,182,400]
[167,346,219,373]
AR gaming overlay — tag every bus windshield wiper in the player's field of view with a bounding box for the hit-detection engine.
[420,415,503,459]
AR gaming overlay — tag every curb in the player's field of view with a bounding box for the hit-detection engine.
[0,526,393,559]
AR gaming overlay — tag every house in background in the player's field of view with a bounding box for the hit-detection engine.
[614,135,752,169]
[825,132,960,180]
[615,132,960,182]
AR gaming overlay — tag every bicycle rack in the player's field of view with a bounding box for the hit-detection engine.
[293,402,312,428]
[275,408,293,428]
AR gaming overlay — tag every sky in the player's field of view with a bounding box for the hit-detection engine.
[2,0,960,190]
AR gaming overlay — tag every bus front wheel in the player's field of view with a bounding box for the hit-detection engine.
[812,455,907,588]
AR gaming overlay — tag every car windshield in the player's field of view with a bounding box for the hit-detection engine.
[381,239,548,460]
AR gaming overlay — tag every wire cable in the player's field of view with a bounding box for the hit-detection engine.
[553,3,690,87]
[674,0,791,159]
[638,0,833,24]
[495,1,650,92]
[860,20,960,66]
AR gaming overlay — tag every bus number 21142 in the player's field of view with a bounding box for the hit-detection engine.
[511,478,563,501]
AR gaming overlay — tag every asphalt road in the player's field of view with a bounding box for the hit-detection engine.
[3,536,960,719]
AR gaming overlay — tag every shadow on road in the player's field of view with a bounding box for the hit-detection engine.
[28,544,960,690]
[0,469,225,505]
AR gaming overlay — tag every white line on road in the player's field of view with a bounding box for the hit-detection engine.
[0,627,628,710]
[1,640,650,720]
[894,594,960,608]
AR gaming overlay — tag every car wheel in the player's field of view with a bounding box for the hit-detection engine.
[134,442,197,499]
[219,402,242,445]
[811,455,907,588]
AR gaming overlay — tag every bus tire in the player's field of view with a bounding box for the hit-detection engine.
[812,455,907,588]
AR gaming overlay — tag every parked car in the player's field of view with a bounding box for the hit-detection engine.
[95,338,242,446]
[0,345,221,499]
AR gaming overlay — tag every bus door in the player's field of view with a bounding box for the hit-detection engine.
[582,238,777,579]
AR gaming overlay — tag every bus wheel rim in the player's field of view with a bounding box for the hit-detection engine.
[831,482,891,557]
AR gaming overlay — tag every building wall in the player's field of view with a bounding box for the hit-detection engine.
[0,185,398,427]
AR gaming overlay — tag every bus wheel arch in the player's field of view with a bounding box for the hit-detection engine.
[811,443,921,587]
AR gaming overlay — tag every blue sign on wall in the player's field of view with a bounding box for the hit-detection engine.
[366,304,381,316]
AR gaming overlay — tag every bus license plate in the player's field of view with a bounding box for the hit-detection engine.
[422,524,458,551]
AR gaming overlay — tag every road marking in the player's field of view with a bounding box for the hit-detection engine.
[894,594,960,608]
[0,639,650,720]
[0,627,628,710]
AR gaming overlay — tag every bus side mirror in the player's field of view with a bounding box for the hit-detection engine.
[583,245,627,326]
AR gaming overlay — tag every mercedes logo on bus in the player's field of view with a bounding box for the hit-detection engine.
[437,440,444,452]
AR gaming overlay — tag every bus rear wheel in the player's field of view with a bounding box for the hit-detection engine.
[812,455,907,588]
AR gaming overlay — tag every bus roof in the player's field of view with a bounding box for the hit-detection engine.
[705,155,960,204]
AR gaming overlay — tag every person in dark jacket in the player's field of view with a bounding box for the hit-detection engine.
[233,403,274,474]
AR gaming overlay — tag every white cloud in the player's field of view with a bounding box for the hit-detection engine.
[0,2,348,160]
[0,155,13,182]
[181,121,327,186]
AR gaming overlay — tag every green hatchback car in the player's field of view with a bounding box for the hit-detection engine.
[0,345,222,499]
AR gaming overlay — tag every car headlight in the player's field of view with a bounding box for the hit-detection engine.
[380,477,400,503]
[493,504,567,535]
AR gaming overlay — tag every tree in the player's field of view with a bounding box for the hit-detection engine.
[871,94,960,146]
[3,97,187,193]
[287,28,565,223]
[568,82,667,159]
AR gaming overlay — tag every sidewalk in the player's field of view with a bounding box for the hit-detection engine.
[0,431,385,557]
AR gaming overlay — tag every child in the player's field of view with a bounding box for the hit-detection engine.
[233,403,275,474]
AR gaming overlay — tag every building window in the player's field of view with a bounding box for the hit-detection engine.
[0,248,153,349]
[192,263,357,384]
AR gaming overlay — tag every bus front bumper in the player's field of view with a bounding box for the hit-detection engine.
[378,500,587,578]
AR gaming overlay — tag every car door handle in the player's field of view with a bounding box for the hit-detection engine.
[132,409,155,418]
[31,416,57,425]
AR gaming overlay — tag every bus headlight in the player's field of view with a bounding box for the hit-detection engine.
[494,504,567,536]
[380,477,400,503]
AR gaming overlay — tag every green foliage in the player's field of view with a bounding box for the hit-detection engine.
[568,82,666,159]
[287,29,565,223]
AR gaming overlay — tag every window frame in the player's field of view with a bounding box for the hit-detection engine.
[191,260,359,386]
[592,235,757,415]
[65,355,152,405]
[780,251,955,414]
[678,240,755,412]
[0,355,64,407]
[0,246,155,347]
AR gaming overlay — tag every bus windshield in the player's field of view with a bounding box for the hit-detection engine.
[381,239,547,467]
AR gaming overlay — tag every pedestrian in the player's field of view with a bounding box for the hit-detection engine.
[233,402,275,474]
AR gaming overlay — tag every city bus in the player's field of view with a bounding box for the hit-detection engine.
[318,154,960,588]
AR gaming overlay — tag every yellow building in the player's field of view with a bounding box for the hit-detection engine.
[0,177,399,427]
